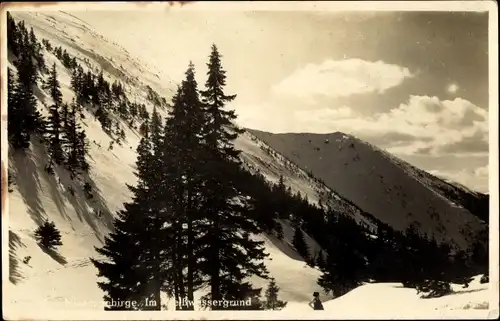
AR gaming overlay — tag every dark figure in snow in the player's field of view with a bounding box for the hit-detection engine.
[309,292,324,310]
[23,256,31,264]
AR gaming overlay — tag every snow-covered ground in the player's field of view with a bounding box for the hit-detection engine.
[3,10,497,320]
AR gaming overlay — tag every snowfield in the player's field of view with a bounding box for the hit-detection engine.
[3,10,497,320]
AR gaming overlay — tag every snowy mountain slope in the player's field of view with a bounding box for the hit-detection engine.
[362,138,490,224]
[5,11,330,314]
[236,130,378,231]
[4,10,493,318]
[11,11,176,101]
[247,129,487,249]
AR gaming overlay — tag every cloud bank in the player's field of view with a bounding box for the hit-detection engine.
[272,59,413,99]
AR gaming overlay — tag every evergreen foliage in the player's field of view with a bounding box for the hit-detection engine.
[7,15,90,179]
[263,278,287,310]
[197,45,270,308]
[34,220,63,250]
[292,227,310,262]
[7,13,46,150]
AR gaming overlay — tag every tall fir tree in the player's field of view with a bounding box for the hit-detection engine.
[292,227,310,262]
[8,67,31,149]
[45,63,65,166]
[162,65,207,309]
[62,99,88,176]
[198,45,269,308]
[91,126,169,310]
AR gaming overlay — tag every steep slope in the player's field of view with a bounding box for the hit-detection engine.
[5,10,329,314]
[247,129,487,249]
[13,11,177,98]
[236,131,378,231]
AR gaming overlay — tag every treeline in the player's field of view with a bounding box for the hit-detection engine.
[317,209,488,299]
[241,164,488,299]
[7,13,89,178]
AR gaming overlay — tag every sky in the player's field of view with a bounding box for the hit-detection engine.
[70,4,492,193]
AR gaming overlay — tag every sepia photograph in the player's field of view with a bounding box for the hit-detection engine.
[1,1,498,319]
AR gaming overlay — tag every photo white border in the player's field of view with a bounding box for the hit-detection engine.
[1,1,498,320]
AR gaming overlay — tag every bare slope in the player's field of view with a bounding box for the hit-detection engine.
[247,129,486,249]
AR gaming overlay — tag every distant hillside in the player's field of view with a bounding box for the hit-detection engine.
[247,129,488,249]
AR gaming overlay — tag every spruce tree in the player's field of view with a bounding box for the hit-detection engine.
[7,13,21,56]
[91,130,168,310]
[263,278,287,310]
[34,220,63,250]
[45,63,65,166]
[76,130,90,172]
[90,201,154,310]
[162,65,207,309]
[63,100,88,176]
[8,67,31,149]
[198,45,269,308]
[292,227,310,262]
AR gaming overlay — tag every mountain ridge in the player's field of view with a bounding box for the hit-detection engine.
[247,128,487,249]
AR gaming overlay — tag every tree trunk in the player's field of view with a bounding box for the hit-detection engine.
[186,183,195,310]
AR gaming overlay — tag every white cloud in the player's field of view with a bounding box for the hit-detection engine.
[236,95,488,157]
[371,96,489,155]
[272,58,413,99]
[294,106,354,122]
[296,95,488,156]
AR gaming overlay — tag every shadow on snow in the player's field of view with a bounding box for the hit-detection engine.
[9,230,26,284]
[10,138,114,244]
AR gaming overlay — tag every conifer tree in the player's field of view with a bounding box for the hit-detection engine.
[198,45,269,308]
[163,65,207,309]
[263,278,287,310]
[76,130,90,172]
[7,13,21,56]
[90,201,155,310]
[292,227,310,261]
[34,220,63,250]
[91,129,168,310]
[45,63,65,166]
[63,100,88,176]
[8,67,31,149]
[158,94,188,308]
